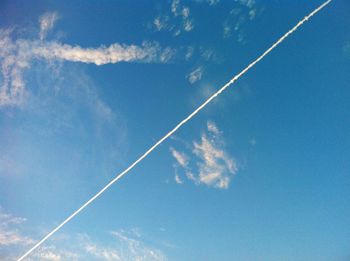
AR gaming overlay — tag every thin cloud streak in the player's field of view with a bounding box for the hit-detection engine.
[170,147,189,168]
[22,40,170,65]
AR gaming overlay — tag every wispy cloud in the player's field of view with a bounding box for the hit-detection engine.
[36,230,167,261]
[109,230,167,261]
[0,30,28,106]
[193,131,237,189]
[237,0,255,9]
[174,173,183,184]
[0,207,35,247]
[22,40,169,65]
[206,0,220,6]
[84,242,121,261]
[207,120,220,135]
[171,0,181,16]
[170,147,188,184]
[170,121,238,189]
[194,0,220,6]
[28,246,79,261]
[199,47,218,62]
[153,16,170,31]
[249,138,256,146]
[0,14,174,107]
[185,46,195,60]
[223,0,261,43]
[170,147,189,168]
[0,208,78,261]
[344,42,350,55]
[39,12,59,41]
[153,0,194,36]
[187,67,203,84]
[0,207,168,261]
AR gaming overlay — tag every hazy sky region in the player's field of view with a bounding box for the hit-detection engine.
[0,0,349,260]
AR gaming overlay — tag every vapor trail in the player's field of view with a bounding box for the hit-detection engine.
[17,1,332,260]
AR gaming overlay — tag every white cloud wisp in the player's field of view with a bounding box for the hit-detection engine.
[39,12,59,41]
[153,0,194,36]
[170,121,237,189]
[0,207,167,261]
[187,67,203,84]
[0,207,35,248]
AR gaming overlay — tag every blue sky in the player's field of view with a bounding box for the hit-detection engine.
[0,0,349,260]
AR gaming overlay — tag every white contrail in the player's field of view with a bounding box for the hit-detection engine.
[17,0,332,260]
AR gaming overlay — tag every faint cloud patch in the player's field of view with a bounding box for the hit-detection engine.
[343,42,350,55]
[170,121,238,189]
[39,12,59,41]
[0,207,35,247]
[170,147,188,184]
[194,0,220,6]
[249,138,256,146]
[84,242,121,261]
[0,208,168,261]
[170,147,189,167]
[223,0,262,43]
[199,47,217,62]
[207,121,220,135]
[182,46,218,63]
[174,172,183,184]
[28,245,79,261]
[109,230,167,261]
[153,0,194,36]
[185,46,195,60]
[187,67,203,84]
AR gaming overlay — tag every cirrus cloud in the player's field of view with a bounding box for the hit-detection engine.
[39,12,59,41]
[0,207,168,261]
[186,67,203,84]
[170,121,238,189]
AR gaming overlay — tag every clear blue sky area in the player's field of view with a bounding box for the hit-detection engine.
[0,0,349,260]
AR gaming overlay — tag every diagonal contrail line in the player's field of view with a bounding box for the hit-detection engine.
[17,1,333,260]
